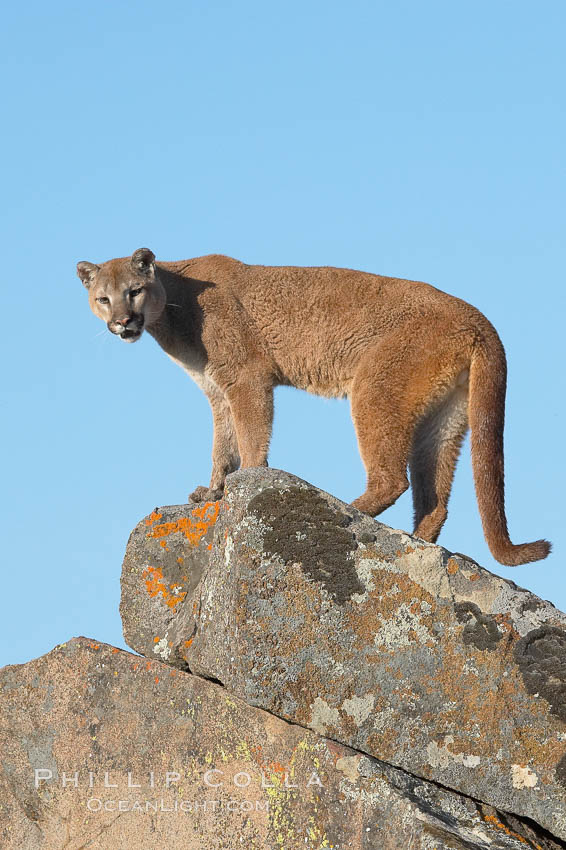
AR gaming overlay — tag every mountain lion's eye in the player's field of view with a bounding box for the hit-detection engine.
[96,296,110,304]
[130,288,143,298]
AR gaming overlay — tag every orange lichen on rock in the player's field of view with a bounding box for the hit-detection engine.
[142,565,187,611]
[446,558,459,575]
[482,813,535,847]
[145,510,163,527]
[265,761,289,781]
[147,501,220,546]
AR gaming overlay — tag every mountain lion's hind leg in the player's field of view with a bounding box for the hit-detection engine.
[349,343,412,516]
[409,381,469,542]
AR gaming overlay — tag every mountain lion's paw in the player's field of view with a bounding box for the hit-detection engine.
[189,485,224,504]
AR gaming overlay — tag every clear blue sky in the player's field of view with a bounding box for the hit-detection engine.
[1,1,564,668]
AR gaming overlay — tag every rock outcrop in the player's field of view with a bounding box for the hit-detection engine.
[121,468,566,843]
[1,638,564,850]
[1,467,565,848]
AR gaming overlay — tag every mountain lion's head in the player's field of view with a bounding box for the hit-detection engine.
[77,247,166,342]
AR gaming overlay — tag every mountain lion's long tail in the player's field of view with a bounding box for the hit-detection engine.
[468,330,551,566]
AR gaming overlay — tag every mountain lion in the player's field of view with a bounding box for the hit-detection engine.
[78,248,550,566]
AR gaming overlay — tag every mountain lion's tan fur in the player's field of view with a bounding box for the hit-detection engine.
[78,248,550,566]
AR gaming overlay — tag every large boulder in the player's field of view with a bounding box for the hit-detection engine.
[121,468,566,841]
[3,638,560,849]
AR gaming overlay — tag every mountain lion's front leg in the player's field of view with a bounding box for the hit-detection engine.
[189,387,240,504]
[225,374,274,470]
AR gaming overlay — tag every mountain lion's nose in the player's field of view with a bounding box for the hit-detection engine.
[115,317,131,326]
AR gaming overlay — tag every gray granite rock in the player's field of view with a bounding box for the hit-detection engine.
[1,638,564,849]
[121,468,566,841]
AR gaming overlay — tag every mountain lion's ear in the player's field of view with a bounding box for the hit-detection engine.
[77,261,100,289]
[131,247,155,274]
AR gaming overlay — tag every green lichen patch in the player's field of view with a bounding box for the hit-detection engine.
[248,486,363,604]
[454,601,503,652]
[514,626,566,723]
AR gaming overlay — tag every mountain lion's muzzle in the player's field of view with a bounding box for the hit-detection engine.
[108,314,145,342]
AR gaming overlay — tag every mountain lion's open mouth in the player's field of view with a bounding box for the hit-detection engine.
[109,315,145,342]
[120,327,143,342]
